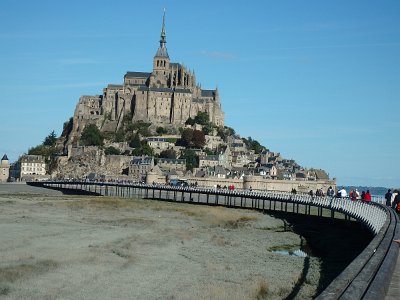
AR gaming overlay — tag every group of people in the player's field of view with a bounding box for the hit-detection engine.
[336,187,372,201]
[385,189,400,212]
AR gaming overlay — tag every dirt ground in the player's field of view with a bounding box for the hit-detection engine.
[0,183,321,299]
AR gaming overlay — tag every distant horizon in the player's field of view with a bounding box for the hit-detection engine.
[1,1,399,188]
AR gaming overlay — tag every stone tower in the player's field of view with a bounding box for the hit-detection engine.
[0,154,10,182]
[150,10,170,87]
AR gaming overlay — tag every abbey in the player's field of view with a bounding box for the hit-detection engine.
[72,12,224,141]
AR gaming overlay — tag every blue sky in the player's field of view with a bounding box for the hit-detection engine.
[0,0,399,187]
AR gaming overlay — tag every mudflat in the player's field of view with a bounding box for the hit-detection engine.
[0,183,321,299]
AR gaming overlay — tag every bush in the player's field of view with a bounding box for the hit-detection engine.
[156,126,168,135]
[181,149,198,171]
[194,111,209,126]
[129,133,141,148]
[159,149,176,159]
[104,146,121,155]
[81,124,103,146]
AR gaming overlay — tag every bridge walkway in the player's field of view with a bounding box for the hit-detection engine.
[385,242,400,299]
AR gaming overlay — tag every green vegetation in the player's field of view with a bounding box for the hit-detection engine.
[180,149,198,171]
[156,126,168,135]
[242,136,265,154]
[130,121,151,136]
[42,130,57,147]
[104,146,121,155]
[27,131,60,173]
[131,141,153,156]
[217,126,235,142]
[129,133,141,148]
[159,149,176,159]
[177,128,205,148]
[194,111,209,125]
[81,124,103,146]
[185,117,195,126]
[113,128,125,142]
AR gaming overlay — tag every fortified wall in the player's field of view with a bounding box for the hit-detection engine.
[146,172,336,193]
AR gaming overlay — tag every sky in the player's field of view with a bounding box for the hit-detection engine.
[0,0,399,188]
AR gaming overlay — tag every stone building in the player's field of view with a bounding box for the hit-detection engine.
[68,12,224,146]
[19,155,46,180]
[157,158,186,172]
[0,154,10,182]
[129,156,154,182]
[198,155,219,168]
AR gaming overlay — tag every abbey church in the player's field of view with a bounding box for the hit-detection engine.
[70,12,224,142]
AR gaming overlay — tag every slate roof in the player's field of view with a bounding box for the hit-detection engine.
[158,158,186,164]
[107,84,123,89]
[1,154,8,161]
[147,137,168,142]
[199,155,218,161]
[174,88,191,94]
[125,72,151,78]
[201,89,214,97]
[130,156,153,165]
[149,87,173,93]
[155,46,169,58]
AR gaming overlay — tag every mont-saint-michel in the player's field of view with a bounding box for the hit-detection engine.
[1,7,398,300]
[1,12,334,194]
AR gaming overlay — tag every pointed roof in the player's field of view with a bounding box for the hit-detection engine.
[1,154,8,161]
[155,10,169,58]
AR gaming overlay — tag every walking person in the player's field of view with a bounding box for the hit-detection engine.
[327,186,335,197]
[385,189,392,206]
[364,190,372,202]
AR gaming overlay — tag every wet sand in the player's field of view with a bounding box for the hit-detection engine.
[0,183,321,299]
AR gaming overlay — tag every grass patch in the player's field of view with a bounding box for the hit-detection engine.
[0,259,58,283]
[256,279,269,299]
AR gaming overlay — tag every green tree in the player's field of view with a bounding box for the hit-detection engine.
[156,126,168,135]
[104,146,121,155]
[81,124,103,146]
[43,130,57,146]
[244,136,265,154]
[194,111,209,125]
[181,149,198,171]
[129,133,141,148]
[185,117,195,126]
[159,149,176,159]
[131,141,154,156]
[202,123,214,135]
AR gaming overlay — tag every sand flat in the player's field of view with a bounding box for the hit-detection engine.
[0,183,320,299]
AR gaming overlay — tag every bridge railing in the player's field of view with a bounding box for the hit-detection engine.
[27,180,399,299]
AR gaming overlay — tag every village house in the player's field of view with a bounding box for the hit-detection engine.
[19,155,47,181]
[198,155,219,168]
[129,156,154,182]
[157,158,186,172]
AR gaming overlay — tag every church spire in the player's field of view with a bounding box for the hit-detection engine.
[155,9,169,58]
